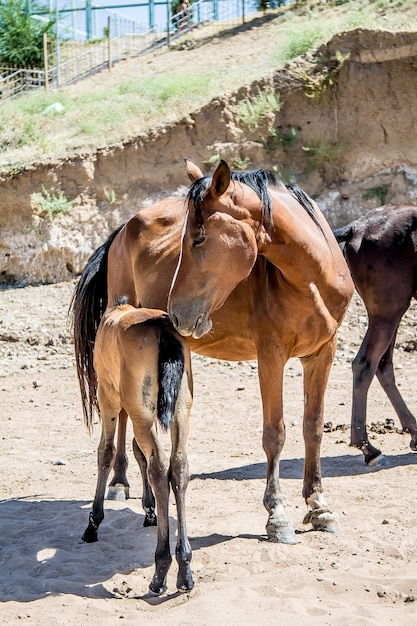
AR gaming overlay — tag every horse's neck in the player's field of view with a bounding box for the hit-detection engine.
[259,208,330,285]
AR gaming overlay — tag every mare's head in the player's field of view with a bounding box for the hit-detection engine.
[168,159,272,339]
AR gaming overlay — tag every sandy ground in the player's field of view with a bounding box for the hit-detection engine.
[1,280,417,625]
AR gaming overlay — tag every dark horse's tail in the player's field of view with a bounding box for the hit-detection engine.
[69,224,125,431]
[332,223,354,244]
[157,326,186,430]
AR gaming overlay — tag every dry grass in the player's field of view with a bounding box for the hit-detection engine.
[1,0,416,171]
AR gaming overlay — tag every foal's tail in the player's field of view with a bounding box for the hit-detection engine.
[157,327,186,430]
[69,224,125,431]
[332,223,354,244]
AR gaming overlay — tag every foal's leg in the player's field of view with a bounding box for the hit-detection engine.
[257,346,297,544]
[107,408,130,501]
[132,437,157,526]
[351,316,405,465]
[170,377,194,592]
[301,338,338,533]
[375,330,417,451]
[83,392,119,542]
[133,424,172,596]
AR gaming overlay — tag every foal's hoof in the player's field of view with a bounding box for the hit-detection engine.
[107,483,130,501]
[266,520,298,544]
[367,453,388,469]
[82,526,98,543]
[303,508,340,534]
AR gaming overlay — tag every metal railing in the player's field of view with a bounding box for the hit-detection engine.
[0,0,260,102]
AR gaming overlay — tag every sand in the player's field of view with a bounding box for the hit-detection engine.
[1,280,417,625]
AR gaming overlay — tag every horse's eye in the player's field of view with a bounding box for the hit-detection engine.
[192,235,206,247]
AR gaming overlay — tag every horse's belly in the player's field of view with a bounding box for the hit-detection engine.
[187,335,257,361]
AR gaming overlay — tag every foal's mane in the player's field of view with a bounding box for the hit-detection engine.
[187,168,325,237]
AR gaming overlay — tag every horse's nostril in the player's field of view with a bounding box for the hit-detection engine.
[170,311,180,330]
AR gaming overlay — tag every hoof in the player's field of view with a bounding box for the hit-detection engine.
[82,526,98,543]
[303,508,340,533]
[177,575,194,592]
[149,579,167,596]
[266,520,298,544]
[143,512,157,527]
[107,484,130,501]
[367,453,388,469]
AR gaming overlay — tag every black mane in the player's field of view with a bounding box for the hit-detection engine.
[187,167,324,236]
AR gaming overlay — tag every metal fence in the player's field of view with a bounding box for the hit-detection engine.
[0,0,257,102]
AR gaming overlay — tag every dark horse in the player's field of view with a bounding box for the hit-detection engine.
[82,304,194,595]
[334,204,417,466]
[72,159,353,546]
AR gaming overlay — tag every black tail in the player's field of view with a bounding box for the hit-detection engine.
[333,224,354,243]
[69,224,125,430]
[157,328,185,430]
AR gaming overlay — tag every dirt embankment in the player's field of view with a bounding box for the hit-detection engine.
[2,28,417,284]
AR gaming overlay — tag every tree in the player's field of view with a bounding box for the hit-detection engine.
[0,0,55,68]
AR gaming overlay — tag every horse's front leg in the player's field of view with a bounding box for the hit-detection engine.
[301,338,339,533]
[107,408,130,500]
[257,345,297,544]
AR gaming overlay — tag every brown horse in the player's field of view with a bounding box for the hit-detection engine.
[333,204,417,466]
[81,301,194,596]
[72,159,353,544]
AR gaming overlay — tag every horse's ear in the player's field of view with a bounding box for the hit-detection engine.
[185,158,204,182]
[210,160,231,198]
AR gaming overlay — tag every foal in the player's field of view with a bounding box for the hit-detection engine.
[82,301,194,595]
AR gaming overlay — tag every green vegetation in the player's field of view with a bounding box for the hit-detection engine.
[234,87,280,131]
[31,186,72,219]
[0,0,55,67]
[362,184,390,204]
[302,139,344,171]
[0,0,416,170]
[290,50,350,98]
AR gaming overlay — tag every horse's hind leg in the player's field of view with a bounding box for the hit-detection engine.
[351,316,404,465]
[170,376,194,592]
[132,437,157,526]
[107,408,130,501]
[132,424,172,596]
[83,397,119,542]
[375,330,417,451]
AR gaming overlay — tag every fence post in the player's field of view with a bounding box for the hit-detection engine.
[166,0,170,47]
[43,32,49,90]
[108,17,112,71]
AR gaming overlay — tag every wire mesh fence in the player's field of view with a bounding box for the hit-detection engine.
[0,0,265,102]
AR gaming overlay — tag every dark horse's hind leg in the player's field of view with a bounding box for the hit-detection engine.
[376,332,417,451]
[107,409,130,500]
[350,316,417,464]
[132,438,157,527]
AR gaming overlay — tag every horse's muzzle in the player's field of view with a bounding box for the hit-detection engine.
[169,309,212,339]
